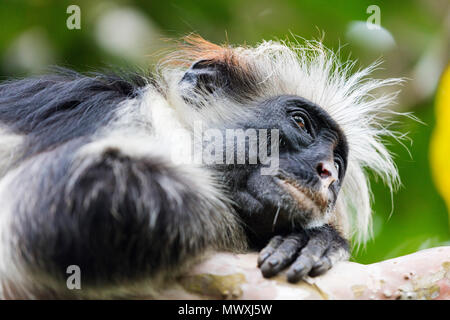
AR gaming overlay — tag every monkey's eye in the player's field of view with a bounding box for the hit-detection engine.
[291,114,312,136]
[293,115,306,129]
[334,162,340,174]
[334,157,343,178]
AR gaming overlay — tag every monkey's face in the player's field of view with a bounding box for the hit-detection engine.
[180,59,349,246]
[224,95,348,245]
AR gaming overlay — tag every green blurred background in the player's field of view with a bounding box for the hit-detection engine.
[1,0,449,264]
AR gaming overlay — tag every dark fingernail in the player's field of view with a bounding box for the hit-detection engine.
[260,265,275,278]
[268,258,279,266]
[309,266,326,277]
[257,253,270,266]
[293,263,304,273]
[287,272,301,283]
[259,252,269,261]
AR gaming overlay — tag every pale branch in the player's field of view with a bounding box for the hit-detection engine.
[158,246,450,300]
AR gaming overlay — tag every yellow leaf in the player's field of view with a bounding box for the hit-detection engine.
[430,65,450,220]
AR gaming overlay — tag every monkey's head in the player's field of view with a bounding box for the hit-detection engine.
[165,36,401,245]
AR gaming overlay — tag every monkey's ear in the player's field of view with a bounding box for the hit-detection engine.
[179,59,229,96]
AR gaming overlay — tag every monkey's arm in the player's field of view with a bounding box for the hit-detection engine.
[159,246,450,300]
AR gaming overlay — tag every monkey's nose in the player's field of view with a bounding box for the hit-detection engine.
[316,161,338,188]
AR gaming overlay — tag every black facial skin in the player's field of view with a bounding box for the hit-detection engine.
[182,60,351,282]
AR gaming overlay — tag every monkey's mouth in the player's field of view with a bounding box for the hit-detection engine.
[273,175,330,214]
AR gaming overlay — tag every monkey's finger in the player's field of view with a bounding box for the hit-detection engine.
[286,241,327,283]
[308,255,332,277]
[309,242,350,277]
[257,235,283,267]
[259,234,307,278]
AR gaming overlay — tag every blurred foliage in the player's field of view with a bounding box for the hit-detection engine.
[0,0,449,264]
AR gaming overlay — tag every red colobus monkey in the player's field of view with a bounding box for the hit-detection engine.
[0,36,401,298]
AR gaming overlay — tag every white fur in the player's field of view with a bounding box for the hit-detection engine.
[0,126,24,178]
[0,158,49,299]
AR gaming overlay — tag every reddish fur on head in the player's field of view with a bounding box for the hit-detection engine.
[165,34,247,70]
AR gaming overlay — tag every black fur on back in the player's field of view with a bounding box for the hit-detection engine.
[0,67,151,159]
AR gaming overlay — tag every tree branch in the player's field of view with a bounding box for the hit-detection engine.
[159,246,450,300]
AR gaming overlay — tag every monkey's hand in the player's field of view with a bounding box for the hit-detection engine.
[257,225,350,283]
